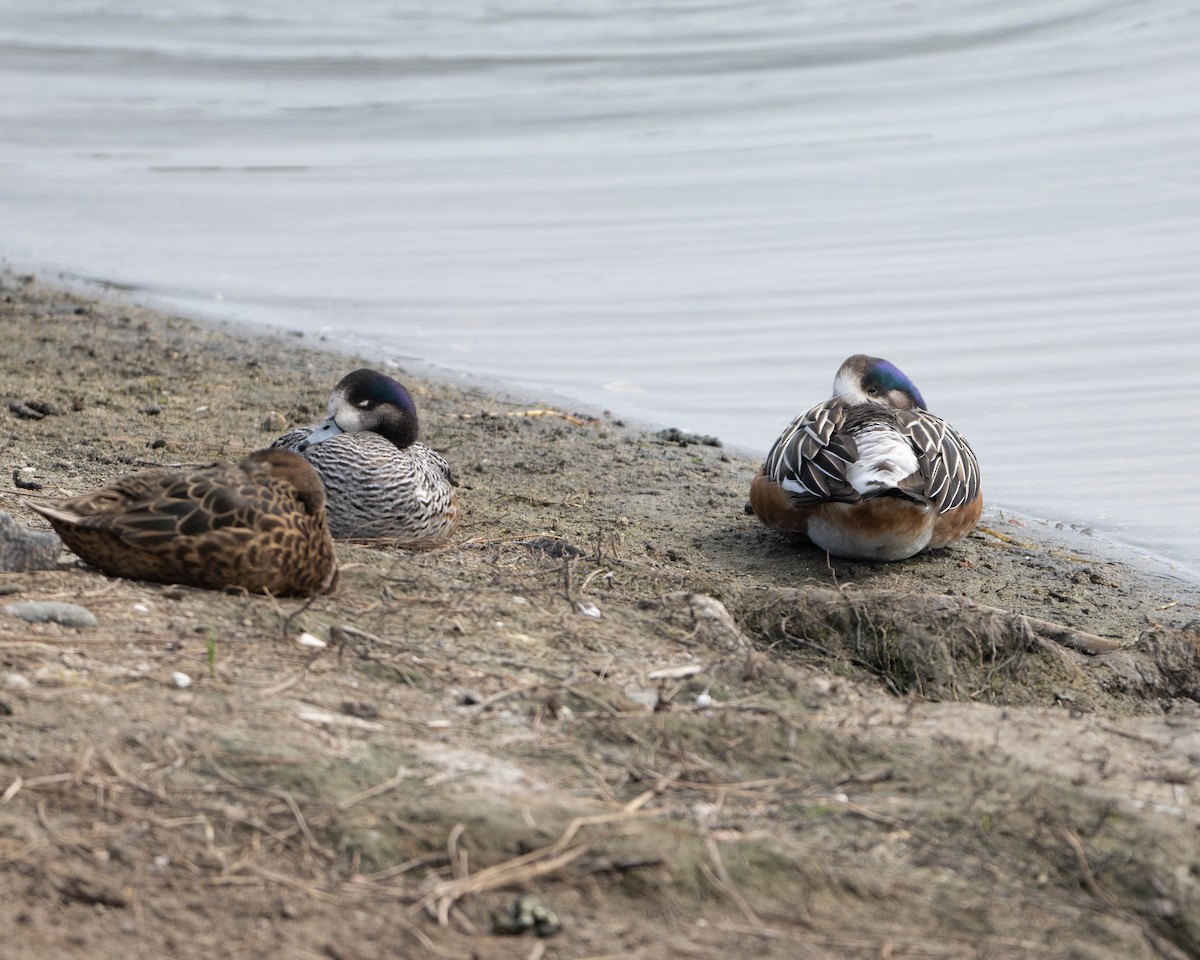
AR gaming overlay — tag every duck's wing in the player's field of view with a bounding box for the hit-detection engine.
[762,402,980,514]
[61,465,258,545]
[761,400,861,505]
[896,410,981,513]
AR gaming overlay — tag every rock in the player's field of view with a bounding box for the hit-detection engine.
[0,512,62,571]
[655,426,722,447]
[261,410,288,432]
[670,592,752,653]
[576,601,601,619]
[4,600,97,628]
[492,895,561,937]
[7,399,60,420]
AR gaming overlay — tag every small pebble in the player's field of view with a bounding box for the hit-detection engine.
[492,895,561,938]
[261,411,288,432]
[4,601,97,628]
[171,671,192,688]
[695,691,713,708]
[296,632,327,649]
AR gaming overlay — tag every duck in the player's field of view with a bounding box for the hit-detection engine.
[749,354,982,561]
[27,449,338,596]
[272,368,459,545]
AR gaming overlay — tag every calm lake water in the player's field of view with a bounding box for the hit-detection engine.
[1,1,1198,569]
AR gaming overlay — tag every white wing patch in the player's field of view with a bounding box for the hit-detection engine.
[844,425,919,496]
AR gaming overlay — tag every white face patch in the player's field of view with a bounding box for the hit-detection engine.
[334,405,371,433]
[846,425,919,496]
[832,370,869,403]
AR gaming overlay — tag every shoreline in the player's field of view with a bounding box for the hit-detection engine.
[16,262,1197,578]
[4,269,1200,958]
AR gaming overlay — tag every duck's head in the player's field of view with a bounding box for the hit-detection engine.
[831,354,927,411]
[242,448,328,516]
[298,368,420,451]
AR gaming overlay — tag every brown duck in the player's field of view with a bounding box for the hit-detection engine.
[28,449,337,597]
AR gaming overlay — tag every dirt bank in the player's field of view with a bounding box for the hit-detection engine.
[2,272,1199,959]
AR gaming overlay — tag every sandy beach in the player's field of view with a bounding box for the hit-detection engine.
[2,271,1200,959]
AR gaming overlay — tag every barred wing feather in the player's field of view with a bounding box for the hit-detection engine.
[763,402,860,504]
[901,411,980,513]
[764,402,979,514]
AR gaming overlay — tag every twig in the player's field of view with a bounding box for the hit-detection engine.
[101,750,165,801]
[416,787,661,924]
[330,623,420,654]
[647,776,791,798]
[380,911,476,960]
[578,567,611,594]
[702,837,762,925]
[562,556,576,605]
[1062,829,1109,901]
[1019,614,1123,655]
[811,793,939,846]
[275,789,326,858]
[428,844,590,926]
[469,680,547,715]
[360,853,444,883]
[243,864,344,905]
[1,776,23,803]
[303,764,411,830]
[961,600,1122,656]
[447,823,468,882]
[256,667,313,699]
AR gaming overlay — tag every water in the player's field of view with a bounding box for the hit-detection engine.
[1,0,1198,569]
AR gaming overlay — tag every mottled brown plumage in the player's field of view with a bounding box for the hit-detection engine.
[28,449,337,597]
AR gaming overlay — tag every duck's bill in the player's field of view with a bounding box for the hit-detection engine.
[297,418,345,451]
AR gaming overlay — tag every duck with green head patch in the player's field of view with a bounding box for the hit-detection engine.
[749,354,982,561]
